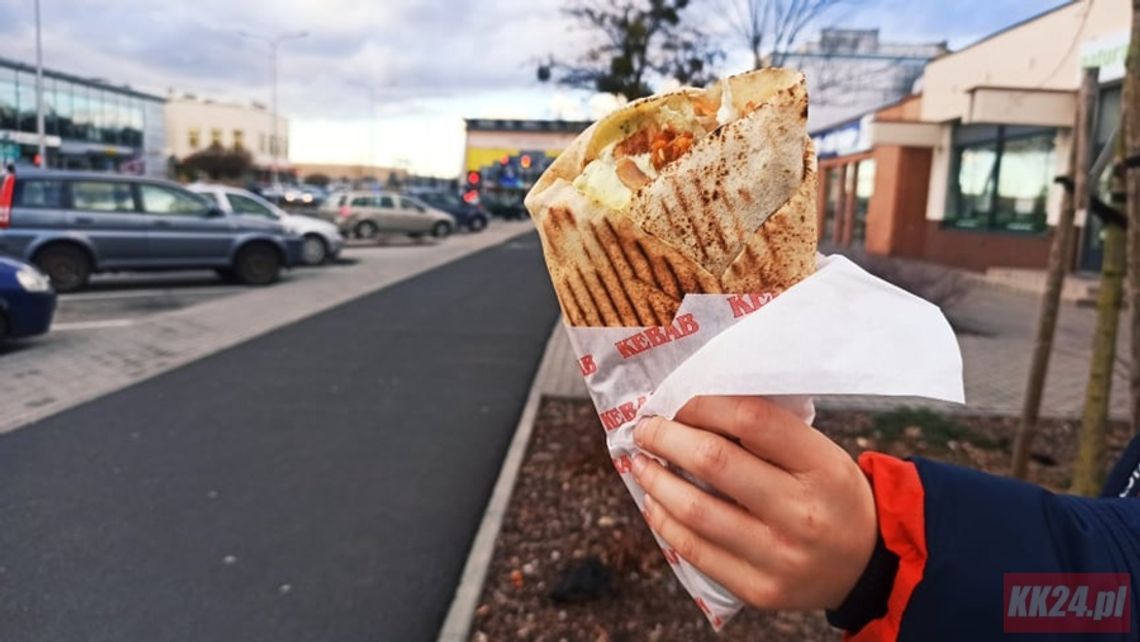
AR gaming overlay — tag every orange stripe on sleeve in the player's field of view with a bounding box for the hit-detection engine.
[847,452,928,642]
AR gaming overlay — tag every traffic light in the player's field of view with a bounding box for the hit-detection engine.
[463,190,479,204]
[467,171,480,186]
[499,154,509,165]
[520,154,532,169]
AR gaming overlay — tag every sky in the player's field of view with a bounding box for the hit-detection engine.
[0,0,1069,177]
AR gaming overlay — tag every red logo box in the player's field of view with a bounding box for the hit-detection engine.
[1004,573,1131,633]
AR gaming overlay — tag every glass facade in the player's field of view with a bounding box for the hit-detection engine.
[0,59,160,172]
[946,124,1055,234]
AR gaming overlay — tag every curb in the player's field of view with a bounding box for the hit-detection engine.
[436,324,564,642]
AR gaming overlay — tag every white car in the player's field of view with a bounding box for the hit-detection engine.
[190,183,344,266]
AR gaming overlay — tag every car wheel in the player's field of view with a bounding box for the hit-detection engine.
[355,220,380,241]
[233,243,281,286]
[300,234,329,266]
[34,244,91,293]
[468,216,487,232]
[431,221,452,239]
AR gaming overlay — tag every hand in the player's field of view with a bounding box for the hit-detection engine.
[632,396,877,611]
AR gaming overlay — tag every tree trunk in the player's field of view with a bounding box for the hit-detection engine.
[1126,0,1140,434]
[1011,70,1096,479]
[1072,129,1129,495]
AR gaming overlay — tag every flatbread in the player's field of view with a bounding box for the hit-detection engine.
[526,68,817,327]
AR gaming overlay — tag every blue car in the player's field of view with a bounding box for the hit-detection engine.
[0,169,303,292]
[415,191,490,232]
[0,256,55,344]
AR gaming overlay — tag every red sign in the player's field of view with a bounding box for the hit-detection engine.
[1004,573,1131,633]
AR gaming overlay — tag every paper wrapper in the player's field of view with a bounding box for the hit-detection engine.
[564,253,964,629]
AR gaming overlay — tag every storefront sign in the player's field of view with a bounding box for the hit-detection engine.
[1081,30,1129,83]
[0,130,62,147]
[813,114,872,159]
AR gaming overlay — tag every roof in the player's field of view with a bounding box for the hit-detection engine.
[0,55,165,103]
[465,119,592,134]
[931,1,1076,63]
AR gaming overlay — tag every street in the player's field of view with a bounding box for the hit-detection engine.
[0,230,559,642]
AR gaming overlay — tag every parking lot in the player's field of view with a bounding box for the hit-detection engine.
[0,221,536,434]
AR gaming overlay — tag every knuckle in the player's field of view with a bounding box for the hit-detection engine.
[736,397,772,434]
[692,436,730,477]
[678,492,706,524]
[675,534,702,567]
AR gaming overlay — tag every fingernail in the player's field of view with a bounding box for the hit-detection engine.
[634,418,650,445]
[642,493,656,517]
[632,454,648,476]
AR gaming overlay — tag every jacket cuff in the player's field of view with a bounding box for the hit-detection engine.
[826,534,898,632]
[844,452,928,642]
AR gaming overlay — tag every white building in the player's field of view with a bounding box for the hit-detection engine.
[782,29,947,131]
[164,95,289,172]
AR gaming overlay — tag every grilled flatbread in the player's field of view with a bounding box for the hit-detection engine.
[526,68,817,327]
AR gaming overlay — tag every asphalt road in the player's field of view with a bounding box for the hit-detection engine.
[0,233,559,642]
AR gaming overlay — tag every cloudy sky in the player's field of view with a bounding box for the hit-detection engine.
[0,0,1066,176]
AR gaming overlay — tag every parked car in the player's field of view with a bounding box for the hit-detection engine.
[480,190,528,220]
[414,190,489,232]
[0,256,55,345]
[0,169,303,292]
[189,183,343,266]
[319,190,454,240]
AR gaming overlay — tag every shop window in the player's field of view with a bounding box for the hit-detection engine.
[210,128,223,147]
[233,129,244,150]
[852,158,875,244]
[946,124,1054,233]
[188,128,201,149]
[0,68,16,131]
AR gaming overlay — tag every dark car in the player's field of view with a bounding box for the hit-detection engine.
[0,169,303,292]
[415,191,490,232]
[479,190,528,220]
[0,256,55,345]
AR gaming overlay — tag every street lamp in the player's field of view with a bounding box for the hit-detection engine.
[34,0,46,167]
[237,29,308,186]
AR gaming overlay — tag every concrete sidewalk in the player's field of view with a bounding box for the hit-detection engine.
[537,282,1129,420]
[0,222,536,435]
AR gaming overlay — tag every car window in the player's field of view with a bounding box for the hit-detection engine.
[227,193,277,219]
[400,197,425,212]
[14,180,64,209]
[140,185,209,216]
[350,196,373,207]
[71,181,136,213]
[379,196,395,209]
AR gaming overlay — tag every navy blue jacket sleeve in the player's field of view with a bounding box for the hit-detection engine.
[833,437,1140,642]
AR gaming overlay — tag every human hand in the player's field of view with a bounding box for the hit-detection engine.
[632,396,877,611]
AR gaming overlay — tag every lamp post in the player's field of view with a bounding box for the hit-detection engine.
[237,29,307,185]
[34,0,46,166]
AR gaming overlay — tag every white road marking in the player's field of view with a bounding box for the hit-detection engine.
[51,319,137,331]
[61,288,236,301]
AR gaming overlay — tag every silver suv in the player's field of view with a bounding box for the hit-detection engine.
[0,169,303,292]
[319,190,454,240]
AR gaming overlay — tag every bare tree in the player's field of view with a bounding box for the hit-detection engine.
[719,0,844,69]
[537,0,722,100]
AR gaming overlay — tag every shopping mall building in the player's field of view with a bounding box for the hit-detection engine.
[0,55,165,176]
[811,0,1129,274]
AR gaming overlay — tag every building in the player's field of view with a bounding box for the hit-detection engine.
[164,96,289,177]
[781,29,947,131]
[0,55,165,176]
[291,162,406,185]
[462,118,591,197]
[813,0,1130,274]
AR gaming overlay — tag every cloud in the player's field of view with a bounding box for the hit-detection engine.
[0,0,1073,176]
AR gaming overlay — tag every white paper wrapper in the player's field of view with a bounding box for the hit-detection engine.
[564,254,964,629]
